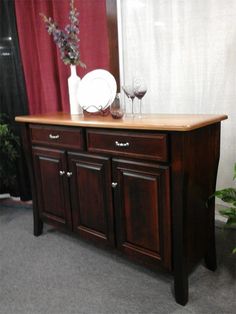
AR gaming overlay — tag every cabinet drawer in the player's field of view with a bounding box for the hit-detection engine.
[87,129,168,161]
[30,124,84,150]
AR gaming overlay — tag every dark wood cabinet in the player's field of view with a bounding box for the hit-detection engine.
[32,147,72,230]
[30,122,114,245]
[112,159,171,270]
[33,146,115,246]
[68,153,114,246]
[16,113,227,305]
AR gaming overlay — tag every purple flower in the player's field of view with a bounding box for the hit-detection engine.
[40,0,86,67]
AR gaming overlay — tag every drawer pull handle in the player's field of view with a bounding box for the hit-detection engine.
[66,172,73,178]
[112,182,118,188]
[49,134,60,140]
[59,170,65,176]
[115,141,130,148]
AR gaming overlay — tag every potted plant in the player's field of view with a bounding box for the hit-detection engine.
[213,163,236,253]
[0,115,19,194]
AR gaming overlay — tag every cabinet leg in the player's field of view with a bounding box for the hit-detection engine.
[34,220,43,236]
[204,226,217,271]
[204,201,217,271]
[174,269,189,305]
[205,248,217,271]
[33,213,43,236]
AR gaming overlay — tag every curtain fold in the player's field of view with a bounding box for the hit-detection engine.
[0,0,31,199]
[14,0,109,115]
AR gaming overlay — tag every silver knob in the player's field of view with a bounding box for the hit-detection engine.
[66,172,73,177]
[115,141,130,147]
[112,182,118,188]
[49,134,60,140]
[59,170,65,176]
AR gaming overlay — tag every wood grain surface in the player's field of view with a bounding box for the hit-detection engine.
[16,112,227,131]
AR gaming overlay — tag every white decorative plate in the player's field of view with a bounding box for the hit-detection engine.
[78,69,117,113]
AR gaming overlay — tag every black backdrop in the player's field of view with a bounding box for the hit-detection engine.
[0,0,31,200]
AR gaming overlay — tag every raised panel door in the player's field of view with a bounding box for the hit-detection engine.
[68,152,114,246]
[32,147,72,230]
[113,159,171,270]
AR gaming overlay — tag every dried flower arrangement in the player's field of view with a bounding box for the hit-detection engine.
[40,0,86,68]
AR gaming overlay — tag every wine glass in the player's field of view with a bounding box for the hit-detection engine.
[122,85,135,117]
[133,77,147,118]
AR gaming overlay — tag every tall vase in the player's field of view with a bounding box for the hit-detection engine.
[68,65,81,115]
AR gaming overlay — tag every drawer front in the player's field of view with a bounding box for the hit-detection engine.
[30,124,84,150]
[87,129,168,161]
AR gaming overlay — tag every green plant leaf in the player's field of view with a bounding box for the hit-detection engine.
[219,207,236,228]
[212,163,236,255]
[225,217,236,227]
[219,207,236,218]
[233,163,236,180]
[0,114,19,190]
[214,188,236,204]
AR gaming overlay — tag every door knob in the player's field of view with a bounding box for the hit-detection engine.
[59,170,65,176]
[111,182,118,188]
[66,172,73,177]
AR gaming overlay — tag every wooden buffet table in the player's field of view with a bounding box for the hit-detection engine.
[15,113,227,305]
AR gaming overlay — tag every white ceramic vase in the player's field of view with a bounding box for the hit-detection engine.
[68,65,81,115]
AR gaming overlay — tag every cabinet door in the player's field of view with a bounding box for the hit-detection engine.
[68,153,114,246]
[32,147,72,230]
[113,159,171,270]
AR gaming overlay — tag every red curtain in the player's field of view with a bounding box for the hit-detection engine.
[15,0,109,114]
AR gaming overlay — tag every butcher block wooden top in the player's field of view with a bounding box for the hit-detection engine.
[15,112,227,131]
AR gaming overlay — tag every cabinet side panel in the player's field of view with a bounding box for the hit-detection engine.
[171,123,221,272]
[184,123,220,271]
